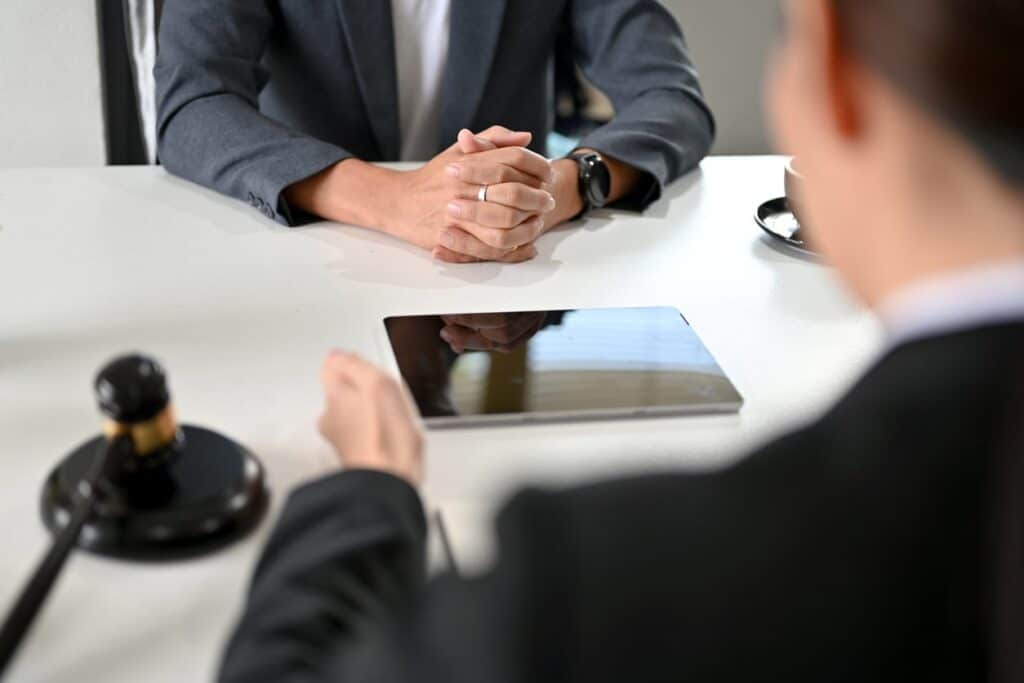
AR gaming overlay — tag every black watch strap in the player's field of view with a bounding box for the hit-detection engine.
[567,152,611,221]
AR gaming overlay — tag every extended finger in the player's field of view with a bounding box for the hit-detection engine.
[446,160,546,189]
[437,227,538,263]
[471,147,553,182]
[322,350,355,390]
[456,127,532,155]
[325,351,391,394]
[448,200,533,229]
[451,215,544,250]
[476,125,534,148]
[460,183,555,213]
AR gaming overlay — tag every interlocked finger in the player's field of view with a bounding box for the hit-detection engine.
[449,199,533,229]
[478,183,555,213]
[451,215,544,251]
[436,227,539,262]
[449,160,547,189]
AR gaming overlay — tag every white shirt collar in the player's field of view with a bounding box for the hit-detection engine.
[879,260,1024,349]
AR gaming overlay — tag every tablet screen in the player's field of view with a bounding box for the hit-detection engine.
[384,307,742,428]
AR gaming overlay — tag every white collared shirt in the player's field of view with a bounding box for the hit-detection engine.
[879,260,1024,349]
[392,0,452,162]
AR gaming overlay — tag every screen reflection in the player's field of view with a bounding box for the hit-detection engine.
[385,307,742,427]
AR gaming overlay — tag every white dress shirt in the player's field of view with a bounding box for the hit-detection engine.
[391,0,452,161]
[879,260,1024,349]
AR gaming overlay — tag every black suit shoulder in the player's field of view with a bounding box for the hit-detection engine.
[501,323,1024,681]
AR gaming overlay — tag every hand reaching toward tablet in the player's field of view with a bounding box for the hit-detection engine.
[318,351,424,486]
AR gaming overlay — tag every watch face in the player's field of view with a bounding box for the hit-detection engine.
[585,155,612,208]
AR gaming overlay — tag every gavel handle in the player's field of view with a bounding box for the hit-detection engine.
[0,440,117,678]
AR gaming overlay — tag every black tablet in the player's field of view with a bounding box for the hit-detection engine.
[384,306,743,428]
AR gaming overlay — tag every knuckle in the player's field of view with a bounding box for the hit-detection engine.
[509,185,527,205]
[496,185,515,206]
[498,207,518,225]
[495,231,516,249]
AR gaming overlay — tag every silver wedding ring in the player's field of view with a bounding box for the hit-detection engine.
[477,184,488,202]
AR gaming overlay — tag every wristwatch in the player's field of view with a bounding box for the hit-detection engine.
[568,151,611,220]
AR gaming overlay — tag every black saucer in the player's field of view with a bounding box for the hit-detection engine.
[755,197,817,257]
[40,425,268,561]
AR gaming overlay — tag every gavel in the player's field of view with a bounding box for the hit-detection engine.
[0,354,268,677]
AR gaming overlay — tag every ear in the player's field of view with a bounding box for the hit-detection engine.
[810,0,861,138]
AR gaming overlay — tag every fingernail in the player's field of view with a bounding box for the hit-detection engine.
[440,230,456,247]
[446,164,462,179]
[544,194,556,212]
[447,202,462,218]
[440,329,453,343]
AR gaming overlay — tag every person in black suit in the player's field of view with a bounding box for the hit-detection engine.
[219,0,1024,681]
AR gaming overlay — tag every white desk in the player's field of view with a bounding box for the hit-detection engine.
[0,158,880,682]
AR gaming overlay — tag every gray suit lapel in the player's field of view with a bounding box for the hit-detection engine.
[440,0,508,147]
[336,0,400,160]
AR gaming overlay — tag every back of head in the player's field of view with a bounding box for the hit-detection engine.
[831,0,1024,185]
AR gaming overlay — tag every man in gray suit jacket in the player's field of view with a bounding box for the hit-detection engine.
[155,0,714,263]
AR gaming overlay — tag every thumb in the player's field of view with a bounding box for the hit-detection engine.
[457,128,498,154]
[484,130,533,149]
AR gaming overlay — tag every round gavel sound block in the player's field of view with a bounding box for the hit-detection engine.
[40,355,269,561]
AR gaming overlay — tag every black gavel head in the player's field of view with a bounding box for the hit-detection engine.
[94,354,180,459]
[40,353,269,561]
[94,354,170,423]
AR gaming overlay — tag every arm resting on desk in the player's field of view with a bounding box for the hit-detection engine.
[155,1,352,227]
[569,0,716,210]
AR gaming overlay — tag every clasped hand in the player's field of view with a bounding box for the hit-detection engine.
[392,126,557,264]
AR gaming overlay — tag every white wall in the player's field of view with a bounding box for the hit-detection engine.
[0,0,106,167]
[666,0,779,155]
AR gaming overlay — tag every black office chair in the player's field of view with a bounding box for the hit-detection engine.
[97,0,163,165]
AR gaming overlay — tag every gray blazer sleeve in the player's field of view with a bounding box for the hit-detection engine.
[155,0,351,226]
[571,0,716,210]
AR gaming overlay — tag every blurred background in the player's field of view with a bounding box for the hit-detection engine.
[0,0,775,168]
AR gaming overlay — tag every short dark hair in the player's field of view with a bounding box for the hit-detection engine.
[832,0,1024,183]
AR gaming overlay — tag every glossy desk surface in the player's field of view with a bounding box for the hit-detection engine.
[0,158,880,682]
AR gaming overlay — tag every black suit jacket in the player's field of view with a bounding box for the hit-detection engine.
[154,0,714,226]
[219,322,1024,682]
